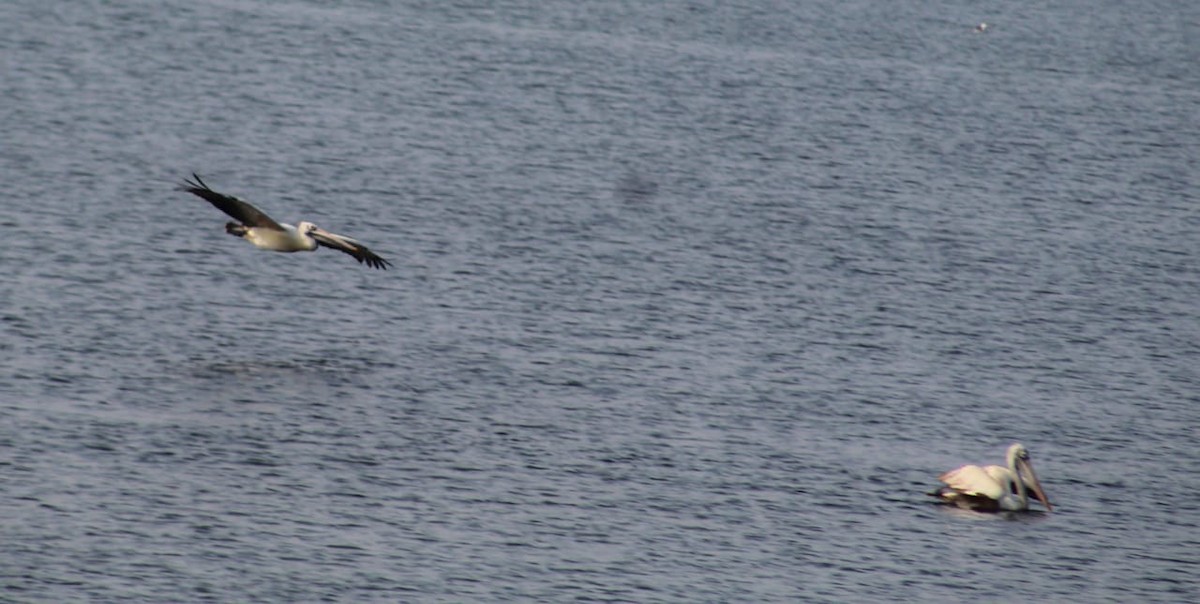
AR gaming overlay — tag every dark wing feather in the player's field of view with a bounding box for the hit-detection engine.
[310,231,392,270]
[180,173,285,230]
[929,487,1003,512]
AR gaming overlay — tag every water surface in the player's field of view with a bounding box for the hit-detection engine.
[2,0,1198,601]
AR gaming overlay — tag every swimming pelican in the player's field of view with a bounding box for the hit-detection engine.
[180,173,392,269]
[930,443,1053,512]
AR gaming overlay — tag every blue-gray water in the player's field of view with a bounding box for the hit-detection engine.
[3,1,1198,601]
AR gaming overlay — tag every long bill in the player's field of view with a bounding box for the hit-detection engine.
[1015,458,1053,511]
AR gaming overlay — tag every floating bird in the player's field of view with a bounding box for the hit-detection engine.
[180,174,391,269]
[975,22,989,33]
[930,443,1053,512]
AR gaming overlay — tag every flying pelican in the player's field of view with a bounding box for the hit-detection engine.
[930,443,1053,512]
[180,173,392,269]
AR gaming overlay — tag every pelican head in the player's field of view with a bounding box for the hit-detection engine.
[1007,443,1053,512]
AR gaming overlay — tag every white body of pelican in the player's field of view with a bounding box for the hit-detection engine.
[180,174,392,269]
[931,443,1053,512]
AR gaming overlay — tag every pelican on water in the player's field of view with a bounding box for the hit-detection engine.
[180,174,392,269]
[930,443,1053,512]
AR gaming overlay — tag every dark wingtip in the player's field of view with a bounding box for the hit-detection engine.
[180,172,209,193]
[359,250,392,270]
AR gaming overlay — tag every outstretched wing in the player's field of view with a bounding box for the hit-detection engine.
[309,228,392,270]
[180,173,285,230]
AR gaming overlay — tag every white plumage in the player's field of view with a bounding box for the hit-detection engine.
[931,443,1053,512]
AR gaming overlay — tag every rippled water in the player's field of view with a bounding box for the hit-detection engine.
[3,0,1198,601]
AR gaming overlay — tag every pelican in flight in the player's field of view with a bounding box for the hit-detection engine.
[180,174,392,269]
[930,443,1053,512]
